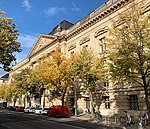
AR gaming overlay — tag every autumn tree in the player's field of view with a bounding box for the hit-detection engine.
[0,83,17,106]
[28,67,44,106]
[36,48,73,106]
[107,1,150,117]
[0,10,21,71]
[71,49,105,114]
[0,84,6,100]
[13,68,32,107]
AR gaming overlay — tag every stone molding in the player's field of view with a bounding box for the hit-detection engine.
[79,36,90,45]
[94,27,108,38]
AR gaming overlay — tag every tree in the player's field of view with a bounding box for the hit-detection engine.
[107,0,150,118]
[0,10,21,71]
[0,83,17,106]
[13,68,32,107]
[71,49,105,114]
[35,48,73,106]
[28,67,44,106]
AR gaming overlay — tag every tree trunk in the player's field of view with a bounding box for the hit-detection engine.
[13,97,17,106]
[43,91,45,107]
[61,92,65,106]
[39,90,42,106]
[61,89,67,106]
[90,91,94,115]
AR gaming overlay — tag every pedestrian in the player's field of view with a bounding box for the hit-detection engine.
[93,107,95,114]
[72,106,75,115]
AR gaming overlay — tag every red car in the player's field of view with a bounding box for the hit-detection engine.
[47,105,69,117]
[16,106,24,112]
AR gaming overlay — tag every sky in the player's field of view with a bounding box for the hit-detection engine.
[0,0,107,77]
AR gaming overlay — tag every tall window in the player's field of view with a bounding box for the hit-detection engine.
[104,81,109,87]
[83,45,88,51]
[85,97,90,109]
[104,96,110,109]
[70,51,74,54]
[129,95,139,110]
[99,37,106,53]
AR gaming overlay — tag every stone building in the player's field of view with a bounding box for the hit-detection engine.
[7,0,150,117]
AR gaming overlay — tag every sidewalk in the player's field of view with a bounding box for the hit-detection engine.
[70,114,150,129]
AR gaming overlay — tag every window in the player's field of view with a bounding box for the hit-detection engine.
[83,45,88,51]
[70,98,74,107]
[104,96,110,109]
[104,81,109,87]
[99,38,106,53]
[129,95,139,110]
[70,51,74,54]
[85,97,90,109]
[104,57,107,64]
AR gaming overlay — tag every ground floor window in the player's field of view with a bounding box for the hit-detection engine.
[85,97,90,112]
[129,95,139,110]
[104,96,110,109]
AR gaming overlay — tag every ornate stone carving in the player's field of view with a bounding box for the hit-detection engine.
[94,27,108,38]
[80,36,90,45]
[68,44,76,51]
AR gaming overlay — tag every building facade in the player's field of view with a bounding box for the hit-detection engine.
[6,0,150,117]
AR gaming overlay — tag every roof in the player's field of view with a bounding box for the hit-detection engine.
[48,20,74,35]
[1,73,9,78]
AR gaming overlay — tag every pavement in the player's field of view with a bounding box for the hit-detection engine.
[70,114,150,129]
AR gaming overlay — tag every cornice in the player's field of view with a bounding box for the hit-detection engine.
[12,58,29,71]
[66,0,131,40]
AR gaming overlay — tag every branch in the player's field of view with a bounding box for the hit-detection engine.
[132,78,143,87]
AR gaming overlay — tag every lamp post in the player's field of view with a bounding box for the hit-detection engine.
[74,78,78,116]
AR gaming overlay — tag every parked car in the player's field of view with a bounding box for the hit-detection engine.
[8,106,18,111]
[34,107,48,115]
[16,106,24,112]
[24,107,35,113]
[41,108,48,115]
[34,107,42,114]
[47,105,69,117]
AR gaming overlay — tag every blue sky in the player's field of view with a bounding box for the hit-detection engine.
[0,0,107,76]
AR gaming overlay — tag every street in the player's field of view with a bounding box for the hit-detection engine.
[0,110,114,129]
